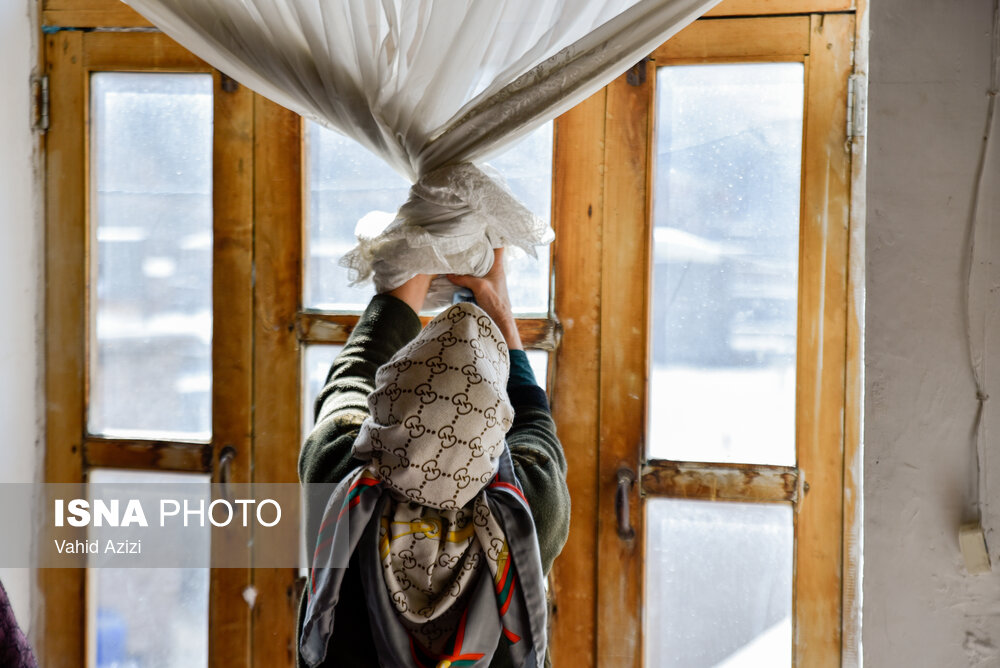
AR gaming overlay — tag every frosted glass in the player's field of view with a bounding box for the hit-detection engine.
[88,73,213,441]
[305,123,552,314]
[87,469,209,668]
[644,498,792,668]
[486,123,553,315]
[304,124,408,311]
[649,64,803,466]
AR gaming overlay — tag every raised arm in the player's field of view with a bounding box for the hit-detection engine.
[448,249,570,574]
[299,274,430,488]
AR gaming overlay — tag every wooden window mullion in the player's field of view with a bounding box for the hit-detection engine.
[41,28,87,668]
[209,66,255,668]
[548,87,608,666]
[249,96,304,667]
[792,13,853,667]
[595,67,654,668]
[297,312,560,350]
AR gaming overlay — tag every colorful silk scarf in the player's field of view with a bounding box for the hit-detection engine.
[300,303,547,668]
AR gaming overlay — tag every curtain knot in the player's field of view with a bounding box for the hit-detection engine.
[340,162,552,309]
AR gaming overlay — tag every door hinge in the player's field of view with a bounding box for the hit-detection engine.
[847,73,867,140]
[32,74,49,133]
[626,57,651,87]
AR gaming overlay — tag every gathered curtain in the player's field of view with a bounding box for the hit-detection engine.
[125,0,721,306]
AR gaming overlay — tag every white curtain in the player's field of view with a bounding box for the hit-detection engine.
[125,0,720,306]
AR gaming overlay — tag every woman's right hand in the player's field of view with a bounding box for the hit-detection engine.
[384,273,433,316]
[446,248,522,350]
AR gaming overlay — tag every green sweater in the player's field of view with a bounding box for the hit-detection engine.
[297,294,570,667]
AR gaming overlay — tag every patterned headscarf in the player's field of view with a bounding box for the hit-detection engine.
[300,302,547,668]
[354,302,515,510]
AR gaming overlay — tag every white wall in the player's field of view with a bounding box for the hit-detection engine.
[0,0,41,640]
[865,0,1000,664]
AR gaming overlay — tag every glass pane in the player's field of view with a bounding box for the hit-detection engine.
[304,124,408,311]
[89,73,213,441]
[525,349,549,392]
[485,123,553,315]
[644,498,792,668]
[649,64,803,466]
[87,469,209,668]
[302,345,345,435]
[305,123,552,314]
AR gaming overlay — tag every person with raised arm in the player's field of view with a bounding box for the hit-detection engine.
[297,249,569,668]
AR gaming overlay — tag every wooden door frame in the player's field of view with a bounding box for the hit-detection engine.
[39,3,863,667]
[39,30,305,668]
[549,12,857,667]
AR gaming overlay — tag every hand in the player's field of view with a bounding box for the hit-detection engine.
[384,273,433,316]
[447,248,522,350]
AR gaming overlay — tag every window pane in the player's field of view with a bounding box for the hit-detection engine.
[525,349,549,392]
[649,64,803,466]
[484,123,553,315]
[89,73,213,441]
[644,498,792,668]
[304,124,408,311]
[305,123,552,314]
[87,469,209,668]
[302,344,345,435]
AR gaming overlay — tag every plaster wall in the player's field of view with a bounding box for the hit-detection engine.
[0,0,41,637]
[865,0,1000,664]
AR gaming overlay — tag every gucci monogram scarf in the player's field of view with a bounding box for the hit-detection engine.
[300,302,547,668]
